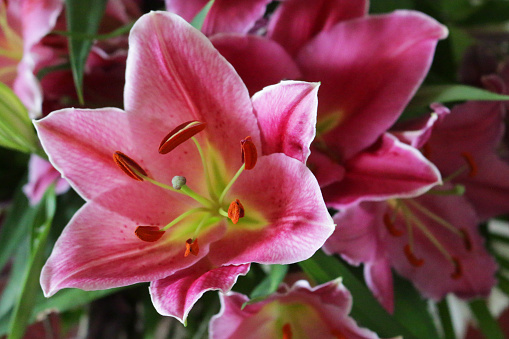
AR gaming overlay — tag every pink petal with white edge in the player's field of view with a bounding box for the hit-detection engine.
[23,155,69,205]
[124,12,261,171]
[251,81,319,163]
[40,184,226,297]
[267,0,368,56]
[322,133,442,207]
[211,34,302,96]
[210,280,380,339]
[392,103,450,149]
[297,11,448,159]
[208,154,334,266]
[150,259,250,322]
[20,0,63,52]
[34,108,136,200]
[387,191,497,300]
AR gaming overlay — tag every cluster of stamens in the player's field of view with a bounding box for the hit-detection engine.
[383,150,480,280]
[113,120,257,257]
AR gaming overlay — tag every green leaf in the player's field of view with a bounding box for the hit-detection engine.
[469,299,505,339]
[458,1,509,26]
[7,187,56,339]
[0,184,33,272]
[369,0,415,13]
[65,0,108,104]
[409,84,509,109]
[299,251,423,339]
[190,0,215,30]
[244,265,288,307]
[0,241,29,319]
[0,83,40,154]
[437,299,456,339]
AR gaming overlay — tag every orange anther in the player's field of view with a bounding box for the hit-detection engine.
[113,151,147,181]
[184,238,199,257]
[451,257,463,280]
[227,199,245,224]
[159,121,207,154]
[461,152,478,177]
[282,323,292,339]
[241,136,257,170]
[383,213,403,237]
[135,226,164,242]
[459,228,473,252]
[404,244,424,267]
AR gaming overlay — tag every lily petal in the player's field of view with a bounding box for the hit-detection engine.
[150,260,250,323]
[211,34,302,96]
[251,81,319,163]
[297,11,448,159]
[267,0,368,56]
[322,133,442,207]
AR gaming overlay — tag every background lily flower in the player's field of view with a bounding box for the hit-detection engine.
[324,102,500,312]
[209,279,380,339]
[0,0,63,116]
[35,11,333,322]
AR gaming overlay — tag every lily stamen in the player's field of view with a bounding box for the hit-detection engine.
[184,238,199,257]
[135,226,164,242]
[282,323,292,339]
[461,152,478,177]
[159,120,206,154]
[404,244,424,267]
[241,136,257,170]
[228,199,245,224]
[113,151,148,181]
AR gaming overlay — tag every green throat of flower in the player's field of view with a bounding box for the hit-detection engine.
[113,120,260,257]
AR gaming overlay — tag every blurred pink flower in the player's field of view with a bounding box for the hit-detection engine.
[209,279,380,339]
[36,12,333,322]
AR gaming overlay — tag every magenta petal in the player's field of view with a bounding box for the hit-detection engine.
[208,154,334,265]
[165,0,208,22]
[297,11,448,159]
[322,133,441,207]
[124,12,261,165]
[307,149,346,188]
[20,0,63,51]
[212,34,302,96]
[34,108,134,200]
[267,0,368,56]
[150,260,250,322]
[252,81,319,163]
[201,0,270,36]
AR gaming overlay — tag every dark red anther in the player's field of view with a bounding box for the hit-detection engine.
[459,228,473,252]
[451,257,463,280]
[228,199,245,224]
[135,226,164,242]
[241,136,257,170]
[404,244,424,267]
[113,151,147,181]
[159,121,206,154]
[383,213,403,237]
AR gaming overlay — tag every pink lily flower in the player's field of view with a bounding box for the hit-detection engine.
[0,0,63,116]
[324,101,499,312]
[197,0,448,206]
[209,279,380,339]
[23,154,69,205]
[36,11,334,322]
